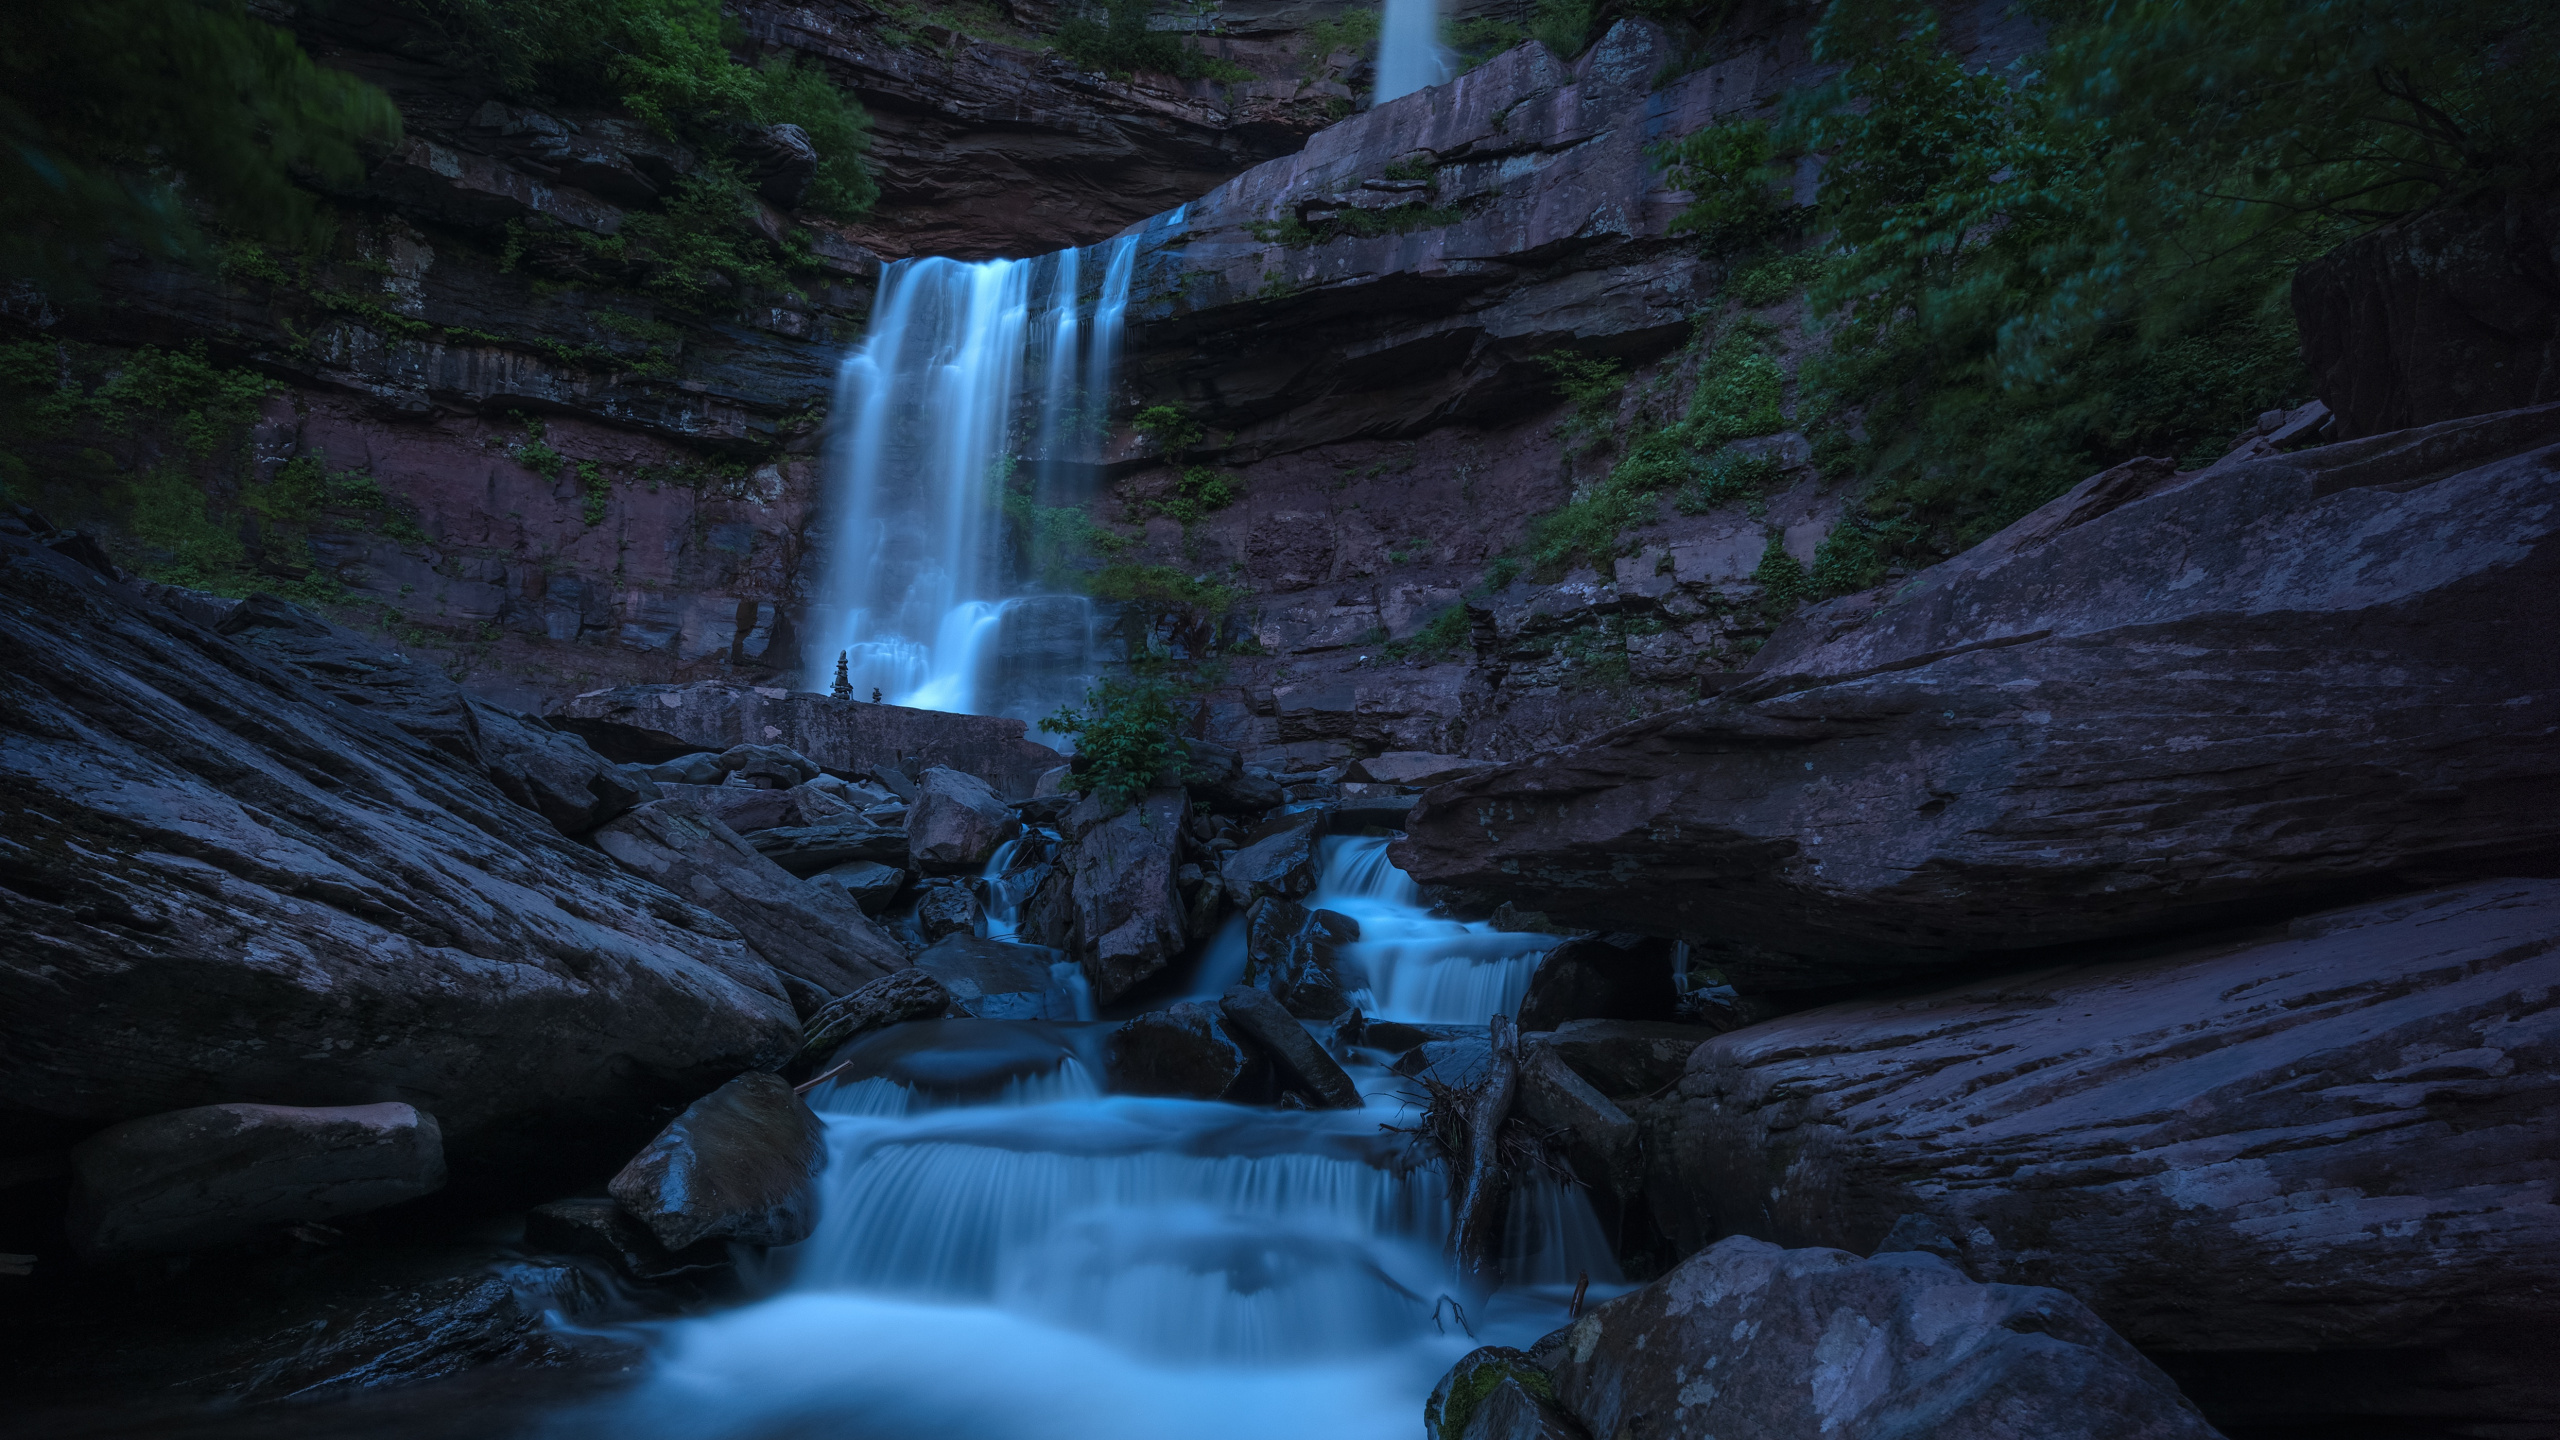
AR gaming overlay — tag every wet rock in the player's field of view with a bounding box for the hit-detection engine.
[522,1197,730,1282]
[1220,986,1362,1110]
[745,819,911,876]
[608,1072,827,1252]
[913,881,984,943]
[1331,793,1419,831]
[809,859,906,914]
[654,779,859,835]
[0,537,799,1185]
[1534,1019,1715,1096]
[592,796,907,1008]
[1514,1041,1638,1198]
[69,1102,446,1256]
[1514,934,1681,1031]
[1658,878,2560,1433]
[1541,1237,2220,1440]
[1107,1002,1262,1100]
[1350,752,1490,788]
[1393,1036,1492,1090]
[555,683,1065,798]
[799,969,954,1058]
[907,765,1020,874]
[228,1258,602,1401]
[1397,405,2560,992]
[1064,788,1191,1003]
[1243,897,1363,1019]
[1182,737,1286,815]
[915,934,1080,1020]
[1426,1347,1583,1440]
[814,1018,1090,1103]
[1219,813,1322,908]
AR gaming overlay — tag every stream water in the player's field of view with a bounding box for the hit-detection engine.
[541,839,1614,1440]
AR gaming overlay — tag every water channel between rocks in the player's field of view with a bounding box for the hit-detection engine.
[540,836,1621,1440]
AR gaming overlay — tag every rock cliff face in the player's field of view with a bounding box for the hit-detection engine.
[1393,404,2560,989]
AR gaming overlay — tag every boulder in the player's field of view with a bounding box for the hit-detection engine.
[914,882,984,942]
[1107,1002,1262,1100]
[0,537,799,1184]
[1243,897,1363,1019]
[650,751,728,786]
[1537,1237,2221,1440]
[1350,751,1491,788]
[1514,1040,1638,1198]
[1064,788,1191,1003]
[1219,986,1362,1109]
[907,765,1020,874]
[608,1072,827,1252]
[799,969,955,1059]
[552,683,1064,799]
[1180,738,1286,815]
[523,1197,729,1282]
[914,934,1080,1020]
[1661,878,2560,1433]
[1514,934,1680,1031]
[656,779,860,835]
[1396,405,2560,992]
[808,859,905,914]
[592,796,907,1010]
[716,743,821,789]
[68,1102,446,1256]
[745,820,911,876]
[1425,1347,1582,1440]
[1535,1019,1716,1096]
[1218,813,1322,908]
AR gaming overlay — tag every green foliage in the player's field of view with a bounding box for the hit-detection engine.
[577,461,611,526]
[1132,404,1207,454]
[614,166,806,309]
[1672,448,1784,515]
[751,53,879,221]
[1729,252,1827,308]
[1384,603,1472,661]
[1447,17,1525,71]
[1057,0,1254,82]
[1091,563,1245,654]
[94,345,278,459]
[1752,539,1809,612]
[1433,1360,1559,1440]
[1249,202,1467,249]
[1656,119,1803,257]
[0,1,402,291]
[1155,466,1240,524]
[1528,0,1596,60]
[1041,675,1184,812]
[1535,350,1626,430]
[1302,7,1382,68]
[1773,0,2555,592]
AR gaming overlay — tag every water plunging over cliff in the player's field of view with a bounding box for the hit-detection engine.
[805,233,1139,721]
[1374,0,1453,104]
[1317,837,1557,1024]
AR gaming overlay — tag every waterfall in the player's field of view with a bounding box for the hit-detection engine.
[1312,837,1559,1024]
[1374,0,1453,105]
[806,234,1141,720]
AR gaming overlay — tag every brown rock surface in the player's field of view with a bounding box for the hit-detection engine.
[1395,406,2560,989]
[1658,879,2560,1432]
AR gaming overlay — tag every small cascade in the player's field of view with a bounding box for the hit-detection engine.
[806,232,1142,723]
[1313,836,1559,1025]
[1374,0,1453,105]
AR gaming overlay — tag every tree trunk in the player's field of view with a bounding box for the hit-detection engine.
[1451,1013,1520,1295]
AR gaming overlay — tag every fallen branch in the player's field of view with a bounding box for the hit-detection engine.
[1450,1013,1519,1295]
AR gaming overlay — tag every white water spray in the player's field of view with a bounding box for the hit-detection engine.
[1374,0,1453,105]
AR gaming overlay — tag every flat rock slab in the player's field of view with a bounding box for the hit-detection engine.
[1349,752,1491,787]
[1396,404,2560,990]
[1539,1237,2221,1440]
[609,1072,827,1252]
[553,683,1063,798]
[70,1102,446,1256]
[915,934,1080,1020]
[1661,878,2560,1431]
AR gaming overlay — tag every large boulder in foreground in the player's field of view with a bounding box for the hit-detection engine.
[1660,878,2560,1433]
[1396,405,2560,991]
[592,795,907,1012]
[1528,1237,2221,1440]
[608,1071,827,1252]
[69,1102,445,1256]
[1063,788,1191,1003]
[0,535,799,1180]
[906,765,1018,874]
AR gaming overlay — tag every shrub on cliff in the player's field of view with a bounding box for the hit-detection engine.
[1042,676,1184,811]
[1056,0,1254,83]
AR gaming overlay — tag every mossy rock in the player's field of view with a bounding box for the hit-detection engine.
[1423,1345,1561,1440]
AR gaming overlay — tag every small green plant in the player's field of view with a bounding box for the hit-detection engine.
[1155,466,1239,523]
[1132,403,1207,455]
[1248,200,1465,249]
[1381,155,1438,184]
[1729,252,1827,308]
[1041,675,1183,811]
[1673,449,1784,514]
[1535,350,1625,433]
[577,460,610,525]
[1753,538,1810,612]
[1447,17,1524,70]
[1385,603,1471,660]
[1528,0,1594,59]
[1057,0,1254,82]
[1301,6,1381,70]
[1656,118,1804,257]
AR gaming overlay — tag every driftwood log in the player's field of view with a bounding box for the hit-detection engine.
[1450,1013,1521,1294]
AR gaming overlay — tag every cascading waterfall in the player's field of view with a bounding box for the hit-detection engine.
[805,232,1141,721]
[1316,836,1560,1024]
[1374,0,1453,105]
[548,840,1621,1440]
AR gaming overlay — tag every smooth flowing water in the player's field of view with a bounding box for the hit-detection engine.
[804,232,1140,722]
[1317,837,1558,1025]
[1374,0,1453,105]
[540,841,1613,1440]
